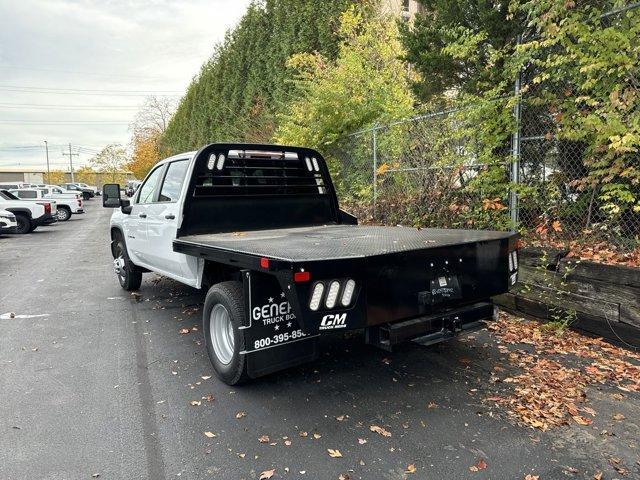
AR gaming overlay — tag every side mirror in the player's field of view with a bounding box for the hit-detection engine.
[121,199,132,215]
[103,184,121,208]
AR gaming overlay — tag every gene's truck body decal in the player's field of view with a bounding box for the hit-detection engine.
[242,271,316,353]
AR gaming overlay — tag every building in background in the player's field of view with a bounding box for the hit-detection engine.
[380,0,423,21]
[0,167,46,184]
[0,168,132,188]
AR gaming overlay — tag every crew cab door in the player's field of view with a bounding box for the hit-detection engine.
[144,159,190,277]
[125,165,165,264]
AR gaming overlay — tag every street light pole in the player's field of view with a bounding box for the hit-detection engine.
[44,140,50,184]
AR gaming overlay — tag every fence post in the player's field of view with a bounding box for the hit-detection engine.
[510,35,522,229]
[372,128,378,219]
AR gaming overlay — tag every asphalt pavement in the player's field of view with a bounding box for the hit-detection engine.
[0,204,638,480]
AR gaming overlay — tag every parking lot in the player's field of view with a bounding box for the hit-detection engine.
[0,203,638,480]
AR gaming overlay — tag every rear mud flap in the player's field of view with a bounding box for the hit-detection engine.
[241,270,318,378]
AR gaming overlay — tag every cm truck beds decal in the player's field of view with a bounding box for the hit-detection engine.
[240,270,317,354]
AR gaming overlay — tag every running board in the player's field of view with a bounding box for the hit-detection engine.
[365,302,496,352]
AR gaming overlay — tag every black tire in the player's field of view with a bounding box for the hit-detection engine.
[112,233,142,291]
[203,281,250,385]
[82,192,90,200]
[14,214,32,234]
[57,206,71,221]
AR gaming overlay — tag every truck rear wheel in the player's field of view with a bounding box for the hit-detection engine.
[57,206,71,221]
[203,281,249,385]
[113,235,142,291]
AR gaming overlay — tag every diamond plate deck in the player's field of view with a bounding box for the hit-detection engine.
[175,225,514,262]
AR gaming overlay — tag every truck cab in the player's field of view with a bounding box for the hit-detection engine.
[103,144,519,385]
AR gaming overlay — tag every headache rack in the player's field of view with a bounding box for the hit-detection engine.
[194,148,328,197]
[179,144,341,236]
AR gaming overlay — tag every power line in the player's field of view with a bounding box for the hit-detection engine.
[0,103,140,110]
[0,121,130,125]
[0,64,166,81]
[0,85,181,96]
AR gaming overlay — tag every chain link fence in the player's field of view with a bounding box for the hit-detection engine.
[327,4,639,256]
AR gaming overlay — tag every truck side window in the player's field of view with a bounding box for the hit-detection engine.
[138,167,164,204]
[17,190,37,199]
[158,160,188,203]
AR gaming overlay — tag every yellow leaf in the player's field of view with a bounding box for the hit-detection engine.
[327,448,343,458]
[406,464,417,474]
[203,431,216,438]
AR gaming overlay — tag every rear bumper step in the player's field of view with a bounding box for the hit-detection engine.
[365,302,496,352]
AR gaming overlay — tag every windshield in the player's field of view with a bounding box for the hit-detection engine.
[0,190,19,200]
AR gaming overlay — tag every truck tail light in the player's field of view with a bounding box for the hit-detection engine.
[309,283,324,311]
[43,202,51,214]
[340,279,356,307]
[325,281,340,309]
[77,199,82,207]
[294,271,310,283]
[260,257,269,269]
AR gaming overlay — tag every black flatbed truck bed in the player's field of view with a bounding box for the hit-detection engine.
[174,224,512,262]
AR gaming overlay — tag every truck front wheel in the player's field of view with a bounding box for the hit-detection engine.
[14,214,32,234]
[113,235,142,291]
[203,281,249,385]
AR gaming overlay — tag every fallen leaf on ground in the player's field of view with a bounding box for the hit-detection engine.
[572,415,592,426]
[613,413,625,421]
[469,459,487,472]
[235,411,246,419]
[358,438,367,444]
[201,375,211,380]
[259,469,275,479]
[524,475,539,480]
[405,464,417,474]
[203,431,216,438]
[189,400,201,406]
[369,425,391,437]
[299,431,308,437]
[338,474,350,480]
[258,435,270,443]
[179,328,190,334]
[327,449,343,458]
[312,433,321,439]
[336,415,345,421]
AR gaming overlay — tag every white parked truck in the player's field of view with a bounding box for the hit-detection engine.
[0,209,17,234]
[103,144,519,385]
[0,190,56,233]
[9,188,82,221]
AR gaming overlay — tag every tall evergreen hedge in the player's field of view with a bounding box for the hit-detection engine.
[161,0,356,154]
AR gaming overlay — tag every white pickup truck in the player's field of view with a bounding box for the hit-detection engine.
[102,143,518,385]
[0,190,56,233]
[9,188,83,221]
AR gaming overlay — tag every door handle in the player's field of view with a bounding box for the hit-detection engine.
[138,213,147,218]
[165,214,176,220]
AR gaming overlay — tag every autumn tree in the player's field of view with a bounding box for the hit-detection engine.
[91,144,129,182]
[128,96,176,179]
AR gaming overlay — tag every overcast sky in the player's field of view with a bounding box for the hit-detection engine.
[0,0,251,170]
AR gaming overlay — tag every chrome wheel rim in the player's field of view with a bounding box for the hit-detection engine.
[210,304,234,365]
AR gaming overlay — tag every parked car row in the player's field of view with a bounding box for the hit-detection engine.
[0,181,96,235]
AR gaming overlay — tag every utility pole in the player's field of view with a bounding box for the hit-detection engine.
[62,143,79,183]
[44,140,50,184]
